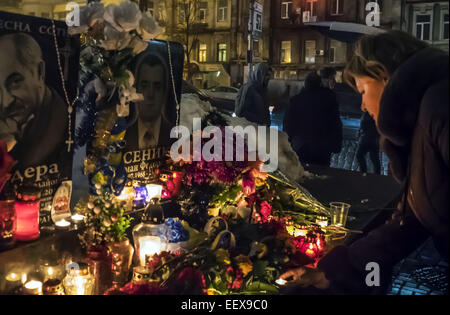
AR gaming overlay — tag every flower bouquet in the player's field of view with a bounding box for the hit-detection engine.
[104,113,332,295]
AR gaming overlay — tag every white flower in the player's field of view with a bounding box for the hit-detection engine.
[99,23,132,51]
[129,36,149,55]
[103,1,142,33]
[138,11,163,41]
[68,2,105,35]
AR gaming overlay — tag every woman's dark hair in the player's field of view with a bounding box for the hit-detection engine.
[344,30,428,91]
[304,71,322,90]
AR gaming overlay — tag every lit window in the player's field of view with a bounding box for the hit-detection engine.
[416,14,431,41]
[199,44,207,62]
[281,41,291,64]
[281,1,292,19]
[218,43,227,62]
[217,0,228,22]
[305,40,316,64]
[331,0,344,15]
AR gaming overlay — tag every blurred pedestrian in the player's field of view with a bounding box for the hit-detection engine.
[356,112,381,174]
[320,66,337,90]
[235,63,272,126]
[284,71,343,166]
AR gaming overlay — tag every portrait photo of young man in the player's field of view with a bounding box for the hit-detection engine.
[125,51,176,151]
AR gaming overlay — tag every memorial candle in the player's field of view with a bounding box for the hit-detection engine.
[139,236,161,265]
[23,280,43,295]
[145,184,162,202]
[14,187,41,241]
[55,219,71,229]
[71,214,85,224]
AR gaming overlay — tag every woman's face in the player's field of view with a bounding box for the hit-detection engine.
[354,75,387,124]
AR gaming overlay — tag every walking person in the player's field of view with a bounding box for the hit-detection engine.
[235,63,272,126]
[356,112,381,174]
[284,71,343,167]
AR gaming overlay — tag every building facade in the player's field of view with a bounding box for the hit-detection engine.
[149,0,271,89]
[402,0,449,52]
[269,0,402,81]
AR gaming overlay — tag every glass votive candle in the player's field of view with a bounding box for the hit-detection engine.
[43,279,65,295]
[0,199,16,249]
[329,202,351,227]
[139,236,162,266]
[132,266,152,283]
[55,219,71,230]
[315,216,329,228]
[4,272,22,293]
[14,186,41,241]
[63,262,94,295]
[23,280,43,295]
[71,214,85,224]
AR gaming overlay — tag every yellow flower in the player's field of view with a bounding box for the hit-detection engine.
[207,288,219,295]
[255,177,266,187]
[208,208,220,217]
[234,255,253,277]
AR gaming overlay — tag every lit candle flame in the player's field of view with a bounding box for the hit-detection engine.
[24,280,42,290]
[55,219,71,228]
[276,278,287,286]
[75,276,86,295]
[139,236,162,266]
[71,214,85,222]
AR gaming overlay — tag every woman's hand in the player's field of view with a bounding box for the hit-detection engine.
[279,267,330,290]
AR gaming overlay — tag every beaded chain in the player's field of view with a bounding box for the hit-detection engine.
[51,19,79,153]
[167,41,180,126]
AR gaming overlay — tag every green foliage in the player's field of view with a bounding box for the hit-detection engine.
[75,192,133,247]
[209,184,243,209]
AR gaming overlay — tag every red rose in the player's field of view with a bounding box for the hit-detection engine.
[169,267,206,295]
[259,201,272,223]
[242,173,255,196]
[225,266,243,290]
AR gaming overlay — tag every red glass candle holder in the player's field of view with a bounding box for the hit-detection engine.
[300,232,320,260]
[14,187,41,241]
[0,199,16,249]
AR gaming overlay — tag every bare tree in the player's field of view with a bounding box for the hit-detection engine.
[174,0,202,67]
